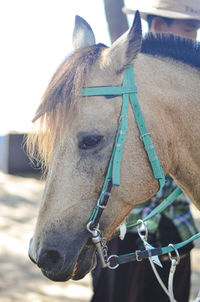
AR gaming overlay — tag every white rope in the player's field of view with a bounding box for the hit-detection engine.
[168,259,178,302]
[149,256,173,298]
[137,220,178,302]
[167,244,180,302]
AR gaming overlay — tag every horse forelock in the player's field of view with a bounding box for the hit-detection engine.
[27,44,107,170]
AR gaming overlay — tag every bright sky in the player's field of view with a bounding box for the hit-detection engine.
[0,0,111,135]
[0,0,199,135]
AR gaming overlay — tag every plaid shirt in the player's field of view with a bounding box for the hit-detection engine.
[127,175,198,241]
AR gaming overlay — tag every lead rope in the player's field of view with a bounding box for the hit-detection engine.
[168,244,180,302]
[137,220,180,302]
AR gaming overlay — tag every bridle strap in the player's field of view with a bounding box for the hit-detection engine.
[127,65,165,190]
[89,179,113,228]
[82,85,137,96]
[82,65,166,228]
[126,186,183,230]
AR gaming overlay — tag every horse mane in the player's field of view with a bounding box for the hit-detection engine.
[141,33,200,69]
[27,43,106,170]
[27,33,200,171]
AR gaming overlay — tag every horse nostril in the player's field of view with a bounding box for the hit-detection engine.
[37,249,64,272]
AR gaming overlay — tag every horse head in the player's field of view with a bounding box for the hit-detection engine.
[28,11,200,282]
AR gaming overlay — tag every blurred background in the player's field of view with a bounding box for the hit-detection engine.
[0,1,199,301]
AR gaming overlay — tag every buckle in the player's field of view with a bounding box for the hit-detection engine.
[135,250,142,262]
[97,198,107,209]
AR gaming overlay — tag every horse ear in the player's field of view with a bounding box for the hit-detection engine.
[105,11,142,73]
[72,15,96,50]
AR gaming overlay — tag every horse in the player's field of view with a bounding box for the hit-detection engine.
[27,12,200,282]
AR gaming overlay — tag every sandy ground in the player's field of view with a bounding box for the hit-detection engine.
[0,172,199,302]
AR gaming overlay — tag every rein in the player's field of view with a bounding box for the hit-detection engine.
[81,65,200,269]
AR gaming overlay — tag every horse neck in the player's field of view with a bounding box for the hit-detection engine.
[134,54,200,208]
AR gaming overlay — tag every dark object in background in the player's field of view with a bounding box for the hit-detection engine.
[0,133,41,175]
[103,0,128,43]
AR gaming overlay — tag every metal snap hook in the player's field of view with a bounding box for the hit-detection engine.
[168,244,180,265]
[86,221,99,236]
[137,219,148,241]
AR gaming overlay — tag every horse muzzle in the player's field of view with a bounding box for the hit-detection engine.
[28,236,96,281]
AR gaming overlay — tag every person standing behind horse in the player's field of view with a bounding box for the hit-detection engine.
[91,1,200,302]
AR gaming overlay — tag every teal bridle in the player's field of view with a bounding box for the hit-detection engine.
[82,65,166,225]
[82,64,200,269]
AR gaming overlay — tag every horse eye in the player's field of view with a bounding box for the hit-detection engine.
[78,135,103,150]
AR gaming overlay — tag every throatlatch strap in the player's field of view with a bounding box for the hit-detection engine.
[126,187,183,230]
[126,65,165,190]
